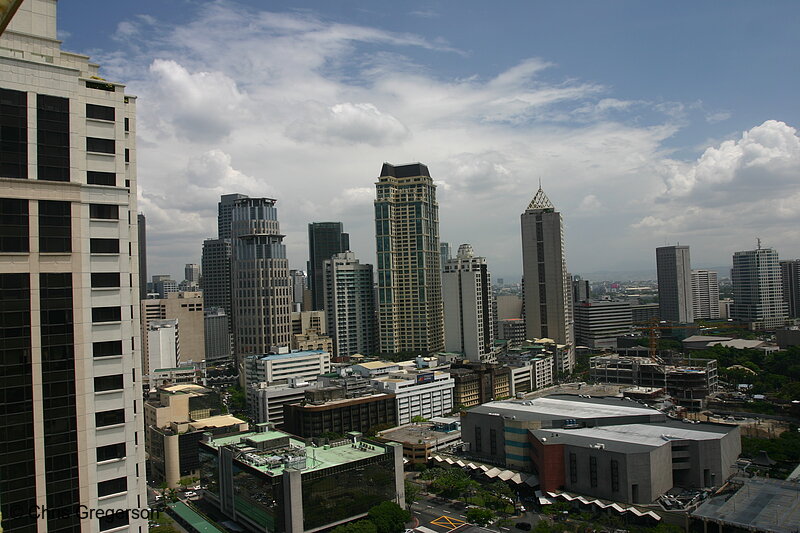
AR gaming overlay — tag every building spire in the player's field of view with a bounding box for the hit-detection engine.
[526,181,554,211]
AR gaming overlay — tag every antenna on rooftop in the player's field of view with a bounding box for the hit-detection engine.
[757,237,761,250]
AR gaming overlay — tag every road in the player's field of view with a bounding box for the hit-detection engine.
[410,492,542,533]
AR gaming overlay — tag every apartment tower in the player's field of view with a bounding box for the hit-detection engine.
[307,222,349,310]
[780,259,800,319]
[323,251,377,357]
[731,247,787,329]
[442,244,494,361]
[0,1,146,530]
[230,197,292,358]
[520,185,574,373]
[691,269,720,320]
[375,162,444,354]
[656,245,694,323]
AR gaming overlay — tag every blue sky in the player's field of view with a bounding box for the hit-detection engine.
[58,1,800,280]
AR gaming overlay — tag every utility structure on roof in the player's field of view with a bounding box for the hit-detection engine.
[520,183,575,373]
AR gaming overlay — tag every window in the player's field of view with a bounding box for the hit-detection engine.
[38,200,71,253]
[0,198,29,252]
[589,456,598,488]
[0,88,27,179]
[90,238,119,254]
[86,104,114,121]
[94,375,123,392]
[91,273,120,288]
[93,340,122,358]
[124,117,129,132]
[37,94,70,181]
[86,80,115,92]
[95,409,125,427]
[92,306,121,323]
[99,511,129,532]
[86,137,115,154]
[87,171,116,186]
[97,443,126,462]
[124,148,130,162]
[89,204,118,220]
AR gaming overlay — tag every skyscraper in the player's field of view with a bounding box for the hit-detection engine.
[185,262,200,283]
[656,245,694,323]
[201,238,232,316]
[231,197,292,358]
[375,162,444,354]
[323,251,377,357]
[691,269,720,320]
[440,241,452,271]
[307,222,349,310]
[780,259,800,319]
[442,244,494,361]
[731,247,787,329]
[218,192,248,240]
[521,185,574,373]
[0,2,146,530]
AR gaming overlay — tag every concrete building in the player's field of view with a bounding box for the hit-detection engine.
[145,384,245,488]
[152,274,179,298]
[370,369,454,424]
[249,380,318,428]
[497,318,526,345]
[245,350,332,390]
[656,245,694,323]
[574,300,633,349]
[0,2,146,529]
[440,241,452,271]
[147,319,179,373]
[375,162,444,354]
[731,247,787,329]
[380,418,462,464]
[308,222,349,311]
[141,291,205,372]
[691,269,720,320]
[497,351,554,395]
[284,389,398,438]
[442,244,494,361]
[496,294,523,319]
[780,259,800,319]
[631,302,660,324]
[201,237,232,316]
[521,185,574,373]
[323,251,377,358]
[184,263,200,284]
[199,427,405,533]
[572,276,590,303]
[290,269,307,311]
[217,192,248,241]
[449,363,511,408]
[231,197,292,359]
[204,306,232,363]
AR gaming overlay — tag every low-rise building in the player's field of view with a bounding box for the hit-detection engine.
[199,427,405,533]
[244,349,331,393]
[250,380,318,428]
[370,370,455,424]
[284,390,397,437]
[380,417,462,464]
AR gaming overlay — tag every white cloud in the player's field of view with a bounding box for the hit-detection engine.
[286,102,409,146]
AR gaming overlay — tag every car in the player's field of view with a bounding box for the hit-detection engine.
[184,491,197,498]
[518,505,526,512]
[515,522,531,530]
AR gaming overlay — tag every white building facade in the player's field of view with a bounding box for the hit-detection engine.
[371,371,454,424]
[731,248,787,329]
[691,269,720,320]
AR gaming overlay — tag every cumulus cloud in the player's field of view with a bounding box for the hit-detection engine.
[286,102,410,146]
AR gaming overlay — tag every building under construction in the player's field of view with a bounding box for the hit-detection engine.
[589,355,718,409]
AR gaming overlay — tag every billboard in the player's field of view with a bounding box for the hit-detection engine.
[416,372,434,385]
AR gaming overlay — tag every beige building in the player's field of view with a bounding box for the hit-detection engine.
[290,310,333,351]
[145,384,246,488]
[141,291,205,373]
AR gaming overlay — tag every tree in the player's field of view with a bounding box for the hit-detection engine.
[368,501,410,533]
[465,508,495,526]
[404,480,420,506]
[411,415,428,423]
[333,520,378,533]
[429,468,478,498]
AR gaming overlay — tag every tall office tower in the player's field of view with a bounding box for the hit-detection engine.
[656,245,694,323]
[204,307,232,363]
[574,300,633,349]
[323,251,377,357]
[289,269,308,310]
[780,259,800,318]
[201,238,232,316]
[307,222,349,310]
[0,2,146,530]
[520,185,574,373]
[442,244,493,361]
[231,197,292,358]
[138,212,147,300]
[217,192,248,240]
[731,247,787,329]
[572,275,590,303]
[375,162,444,354]
[691,269,720,320]
[440,241,452,271]
[141,292,205,373]
[152,274,178,298]
[185,262,200,283]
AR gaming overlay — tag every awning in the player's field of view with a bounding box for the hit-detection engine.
[485,467,503,478]
[497,470,516,481]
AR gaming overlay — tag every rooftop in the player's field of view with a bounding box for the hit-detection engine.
[251,350,328,362]
[355,361,399,369]
[163,383,210,394]
[470,395,661,422]
[188,415,246,431]
[205,430,391,476]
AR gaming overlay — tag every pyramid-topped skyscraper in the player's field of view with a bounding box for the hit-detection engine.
[521,184,575,373]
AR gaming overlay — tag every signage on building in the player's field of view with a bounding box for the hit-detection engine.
[416,372,434,385]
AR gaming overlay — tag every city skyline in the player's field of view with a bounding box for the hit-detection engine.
[57,1,800,280]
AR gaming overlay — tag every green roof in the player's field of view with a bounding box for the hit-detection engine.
[168,501,225,533]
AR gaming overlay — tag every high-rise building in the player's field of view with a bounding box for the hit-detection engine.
[231,197,292,358]
[656,245,694,323]
[141,292,205,373]
[323,251,377,357]
[691,269,720,320]
[572,275,590,303]
[440,241,452,271]
[152,274,178,298]
[185,262,200,283]
[0,2,146,530]
[217,192,248,241]
[201,238,232,316]
[520,185,574,373]
[138,212,147,300]
[780,259,800,319]
[731,247,787,329]
[574,300,633,349]
[289,269,307,310]
[375,162,444,354]
[442,244,493,361]
[307,222,349,310]
[147,319,179,372]
[204,307,232,363]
